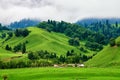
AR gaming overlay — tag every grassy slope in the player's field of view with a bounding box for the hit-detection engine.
[0,47,28,62]
[0,67,120,80]
[0,47,19,59]
[0,32,18,60]
[2,27,80,55]
[85,37,120,68]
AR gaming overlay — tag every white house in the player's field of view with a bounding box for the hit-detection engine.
[77,64,84,67]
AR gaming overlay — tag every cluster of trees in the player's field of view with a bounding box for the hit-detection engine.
[5,45,12,51]
[0,59,52,69]
[37,20,104,41]
[79,47,88,53]
[0,28,29,41]
[110,38,116,47]
[81,20,120,44]
[59,50,93,63]
[4,32,13,41]
[0,49,96,69]
[0,32,13,41]
[14,29,30,37]
[0,32,13,47]
[28,50,57,60]
[13,43,26,53]
[85,41,103,51]
[0,23,9,30]
[110,38,120,47]
[28,50,94,64]
[37,20,106,51]
[68,38,80,46]
[0,33,6,39]
[5,42,27,54]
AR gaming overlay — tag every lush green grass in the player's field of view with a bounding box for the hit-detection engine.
[85,37,120,67]
[0,47,28,62]
[0,47,20,59]
[0,67,120,80]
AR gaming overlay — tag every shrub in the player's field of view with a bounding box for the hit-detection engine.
[110,38,116,47]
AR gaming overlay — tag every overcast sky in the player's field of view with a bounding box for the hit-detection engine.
[0,0,120,25]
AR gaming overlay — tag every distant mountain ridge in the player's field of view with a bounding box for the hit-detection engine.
[77,18,120,25]
[0,23,9,30]
[8,19,40,29]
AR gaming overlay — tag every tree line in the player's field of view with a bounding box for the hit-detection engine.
[28,50,94,64]
[5,41,27,54]
[0,59,52,69]
[0,23,9,30]
[0,49,96,69]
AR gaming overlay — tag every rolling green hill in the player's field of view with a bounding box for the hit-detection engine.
[85,37,120,68]
[1,27,80,56]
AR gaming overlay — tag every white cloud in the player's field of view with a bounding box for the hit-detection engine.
[0,0,120,25]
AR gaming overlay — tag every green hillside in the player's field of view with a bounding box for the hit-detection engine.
[1,27,80,56]
[85,37,120,68]
[0,47,21,59]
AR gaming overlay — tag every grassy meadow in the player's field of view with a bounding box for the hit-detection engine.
[0,67,120,80]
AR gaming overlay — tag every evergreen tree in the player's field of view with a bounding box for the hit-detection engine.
[21,43,26,54]
[110,38,116,47]
[116,22,118,27]
[66,51,70,57]
[68,38,80,46]
[5,45,12,51]
[59,55,66,63]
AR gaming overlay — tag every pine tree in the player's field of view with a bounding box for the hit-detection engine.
[5,44,12,51]
[21,43,26,54]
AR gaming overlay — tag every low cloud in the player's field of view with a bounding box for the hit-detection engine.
[0,0,120,25]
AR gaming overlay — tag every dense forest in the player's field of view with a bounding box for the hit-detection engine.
[78,20,120,43]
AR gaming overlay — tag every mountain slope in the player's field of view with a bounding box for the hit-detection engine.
[85,37,120,68]
[3,27,80,55]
